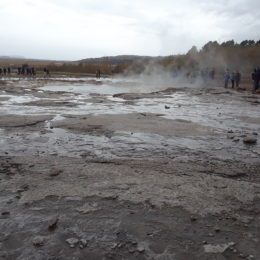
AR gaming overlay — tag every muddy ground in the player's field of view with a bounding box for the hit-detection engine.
[0,77,259,260]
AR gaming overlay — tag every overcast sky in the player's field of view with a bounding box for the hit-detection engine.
[0,0,259,60]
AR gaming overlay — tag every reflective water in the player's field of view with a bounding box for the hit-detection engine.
[0,78,259,162]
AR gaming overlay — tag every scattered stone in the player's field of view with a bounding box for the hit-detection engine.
[137,245,145,253]
[48,216,59,231]
[49,169,62,177]
[32,236,45,246]
[239,253,245,258]
[202,241,207,245]
[190,216,197,222]
[247,255,254,260]
[252,132,258,135]
[228,130,234,133]
[243,136,257,144]
[204,242,236,253]
[214,227,221,233]
[208,233,214,237]
[128,247,136,254]
[111,243,117,249]
[164,105,170,109]
[227,133,235,139]
[79,239,88,249]
[233,138,240,142]
[117,242,125,248]
[66,238,79,248]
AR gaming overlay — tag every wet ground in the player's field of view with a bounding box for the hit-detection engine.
[0,77,259,260]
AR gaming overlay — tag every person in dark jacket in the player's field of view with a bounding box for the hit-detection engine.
[235,71,241,88]
[230,72,235,88]
[252,68,260,93]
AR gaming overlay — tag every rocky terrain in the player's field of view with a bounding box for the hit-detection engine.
[0,77,259,260]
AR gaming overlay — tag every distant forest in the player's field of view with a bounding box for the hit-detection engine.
[7,40,258,76]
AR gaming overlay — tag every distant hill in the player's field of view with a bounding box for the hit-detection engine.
[78,55,162,65]
[0,55,25,59]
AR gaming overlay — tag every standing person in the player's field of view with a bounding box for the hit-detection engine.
[235,71,241,88]
[96,69,101,79]
[32,67,36,77]
[252,68,260,93]
[224,70,230,88]
[209,68,215,80]
[230,72,235,88]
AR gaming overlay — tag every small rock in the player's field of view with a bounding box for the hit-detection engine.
[190,216,197,222]
[233,249,237,253]
[49,169,62,177]
[227,133,235,139]
[164,105,170,109]
[32,236,45,246]
[204,242,235,253]
[202,241,207,245]
[208,233,214,237]
[20,184,29,191]
[66,238,79,248]
[117,242,125,248]
[79,239,88,249]
[247,255,254,260]
[111,243,117,249]
[252,132,258,135]
[137,245,145,253]
[214,227,220,233]
[228,130,234,133]
[48,216,59,231]
[128,248,136,254]
[243,136,257,144]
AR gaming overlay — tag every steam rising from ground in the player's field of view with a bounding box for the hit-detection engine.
[115,62,218,93]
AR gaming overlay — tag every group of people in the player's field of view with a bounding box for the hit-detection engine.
[17,66,36,76]
[0,67,11,76]
[0,66,51,77]
[224,71,241,89]
[224,68,260,93]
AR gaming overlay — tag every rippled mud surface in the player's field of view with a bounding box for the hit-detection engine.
[0,77,259,259]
